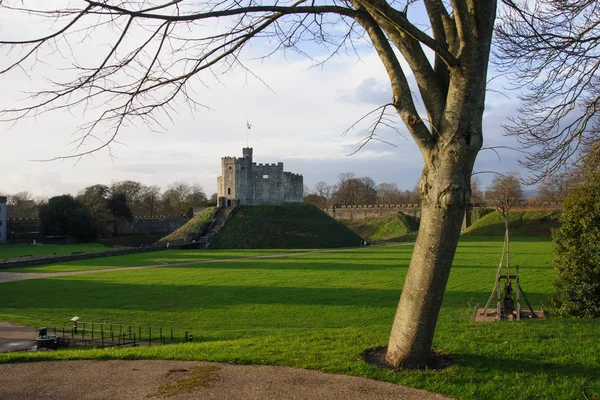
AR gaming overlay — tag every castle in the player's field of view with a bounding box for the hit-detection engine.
[217,148,303,206]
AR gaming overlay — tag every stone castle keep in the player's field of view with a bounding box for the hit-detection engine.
[217,148,303,206]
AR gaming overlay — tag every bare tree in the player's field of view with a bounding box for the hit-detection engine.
[487,172,523,213]
[111,180,145,215]
[331,173,376,205]
[4,191,41,219]
[0,0,497,368]
[537,171,571,203]
[470,177,484,203]
[314,181,332,200]
[496,0,600,182]
[139,185,162,216]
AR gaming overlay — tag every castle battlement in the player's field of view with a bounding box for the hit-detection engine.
[254,162,282,168]
[217,148,303,206]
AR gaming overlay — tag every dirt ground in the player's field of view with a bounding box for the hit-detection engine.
[0,360,451,400]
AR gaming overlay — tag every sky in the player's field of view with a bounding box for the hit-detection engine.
[0,1,527,199]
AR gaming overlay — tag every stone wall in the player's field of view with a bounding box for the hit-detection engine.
[322,202,562,230]
[252,163,285,205]
[4,216,189,240]
[0,196,6,244]
[6,219,40,235]
[322,204,421,221]
[283,172,304,203]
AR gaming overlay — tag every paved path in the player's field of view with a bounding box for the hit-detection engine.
[0,360,450,400]
[0,244,413,284]
[0,321,37,353]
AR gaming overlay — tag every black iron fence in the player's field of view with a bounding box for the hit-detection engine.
[40,322,193,350]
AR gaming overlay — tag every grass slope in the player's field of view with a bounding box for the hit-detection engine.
[463,210,561,237]
[158,207,215,243]
[341,213,419,242]
[212,205,362,249]
[1,237,598,399]
[0,243,111,260]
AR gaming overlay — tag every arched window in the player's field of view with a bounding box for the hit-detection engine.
[227,188,231,195]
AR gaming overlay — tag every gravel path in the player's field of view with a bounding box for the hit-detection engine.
[0,360,450,400]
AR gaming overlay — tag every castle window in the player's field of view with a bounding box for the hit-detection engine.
[228,188,231,195]
[263,174,269,179]
[242,167,245,171]
[229,166,232,170]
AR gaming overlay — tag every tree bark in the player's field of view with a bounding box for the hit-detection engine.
[385,146,475,368]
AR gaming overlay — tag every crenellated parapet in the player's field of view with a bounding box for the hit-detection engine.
[217,147,303,205]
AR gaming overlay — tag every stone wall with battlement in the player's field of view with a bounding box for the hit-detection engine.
[322,202,562,224]
[217,148,303,205]
[0,196,6,244]
[3,216,190,241]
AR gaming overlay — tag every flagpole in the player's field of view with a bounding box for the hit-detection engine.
[246,119,252,147]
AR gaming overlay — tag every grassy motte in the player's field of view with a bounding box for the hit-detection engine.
[341,213,418,242]
[212,204,362,248]
[462,210,561,237]
[158,207,215,243]
[1,237,599,399]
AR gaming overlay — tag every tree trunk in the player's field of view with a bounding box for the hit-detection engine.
[385,142,476,368]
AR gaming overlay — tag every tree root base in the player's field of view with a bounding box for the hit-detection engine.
[362,346,453,371]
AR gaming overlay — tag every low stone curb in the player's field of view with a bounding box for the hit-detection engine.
[0,245,177,270]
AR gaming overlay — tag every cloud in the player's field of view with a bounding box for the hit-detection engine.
[339,77,393,105]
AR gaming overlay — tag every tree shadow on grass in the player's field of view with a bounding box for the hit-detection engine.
[455,353,600,383]
[0,278,548,314]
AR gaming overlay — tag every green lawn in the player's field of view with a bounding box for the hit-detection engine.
[0,237,598,399]
[0,243,111,260]
[2,248,316,273]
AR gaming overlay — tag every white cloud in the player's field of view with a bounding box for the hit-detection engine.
[0,4,532,198]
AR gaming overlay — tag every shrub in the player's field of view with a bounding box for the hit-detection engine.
[551,172,600,317]
[39,195,98,242]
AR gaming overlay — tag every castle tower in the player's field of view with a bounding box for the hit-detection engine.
[0,196,7,244]
[242,147,253,162]
[216,147,302,207]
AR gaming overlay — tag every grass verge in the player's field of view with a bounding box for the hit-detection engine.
[0,243,111,260]
[463,210,561,237]
[341,213,419,242]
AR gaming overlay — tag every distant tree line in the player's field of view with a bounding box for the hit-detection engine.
[1,180,215,241]
[304,173,487,209]
[0,180,216,220]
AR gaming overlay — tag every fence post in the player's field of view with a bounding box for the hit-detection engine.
[92,323,94,340]
[160,328,163,344]
[101,329,104,347]
[149,326,152,346]
[133,332,136,347]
